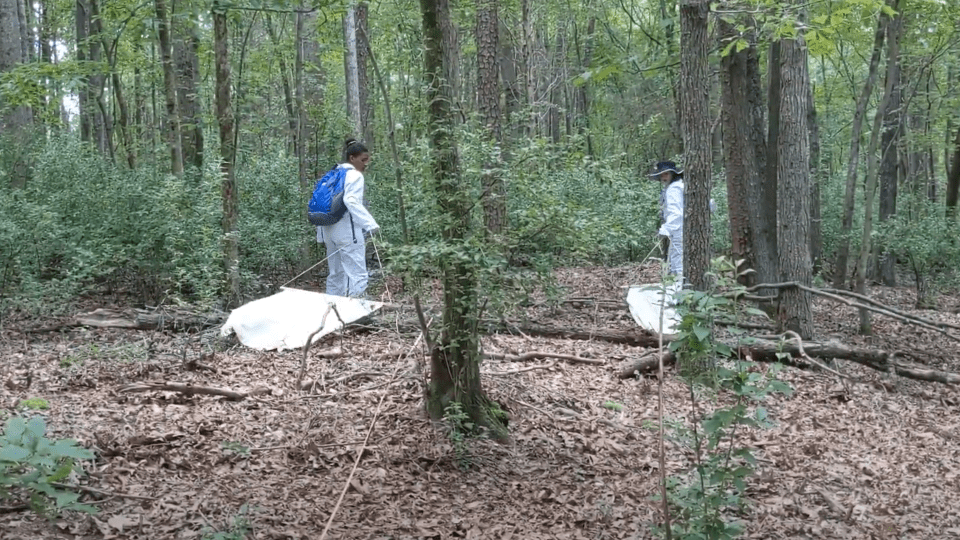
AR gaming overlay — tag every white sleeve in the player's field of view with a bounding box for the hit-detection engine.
[342,168,379,232]
[659,182,683,237]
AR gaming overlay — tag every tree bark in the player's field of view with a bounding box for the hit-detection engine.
[757,40,780,290]
[476,0,507,235]
[214,0,240,305]
[719,19,763,284]
[174,9,204,172]
[946,125,960,216]
[679,0,711,290]
[357,2,375,149]
[155,0,184,177]
[265,14,298,156]
[807,73,823,274]
[776,22,815,339]
[344,3,362,138]
[833,9,889,287]
[877,1,903,284]
[1,0,33,187]
[421,0,503,437]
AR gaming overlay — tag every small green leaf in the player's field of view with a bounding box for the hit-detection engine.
[0,445,30,462]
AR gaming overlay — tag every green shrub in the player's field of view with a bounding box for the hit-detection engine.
[0,416,97,516]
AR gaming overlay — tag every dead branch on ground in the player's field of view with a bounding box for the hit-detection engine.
[118,381,272,400]
[484,351,605,365]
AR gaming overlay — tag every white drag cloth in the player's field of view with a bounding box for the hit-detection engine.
[220,288,382,351]
[626,282,682,336]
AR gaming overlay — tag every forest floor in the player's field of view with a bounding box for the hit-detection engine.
[1,262,960,540]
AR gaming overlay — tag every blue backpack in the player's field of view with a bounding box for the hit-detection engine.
[307,166,348,226]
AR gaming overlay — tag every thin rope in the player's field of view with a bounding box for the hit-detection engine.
[280,246,344,289]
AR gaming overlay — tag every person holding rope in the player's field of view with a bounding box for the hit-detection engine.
[316,138,380,298]
[650,160,684,278]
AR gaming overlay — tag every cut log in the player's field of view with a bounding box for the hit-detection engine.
[51,307,228,332]
[501,323,660,348]
[617,338,960,385]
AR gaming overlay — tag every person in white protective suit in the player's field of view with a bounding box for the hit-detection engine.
[650,160,684,278]
[316,139,380,297]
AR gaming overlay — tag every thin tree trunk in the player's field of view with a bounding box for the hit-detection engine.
[265,14,298,156]
[343,3,362,138]
[833,10,889,287]
[776,21,815,339]
[947,126,960,217]
[174,9,203,172]
[679,0,711,290]
[856,1,901,335]
[155,0,184,177]
[807,76,822,274]
[357,2,375,149]
[213,0,239,305]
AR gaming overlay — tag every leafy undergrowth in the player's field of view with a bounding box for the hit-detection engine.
[1,263,959,539]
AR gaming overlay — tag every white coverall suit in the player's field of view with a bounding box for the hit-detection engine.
[659,179,684,277]
[316,163,379,297]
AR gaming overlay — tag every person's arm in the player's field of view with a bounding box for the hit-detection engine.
[342,168,379,232]
[659,183,683,237]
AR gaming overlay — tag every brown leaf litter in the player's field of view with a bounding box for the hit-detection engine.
[1,263,958,539]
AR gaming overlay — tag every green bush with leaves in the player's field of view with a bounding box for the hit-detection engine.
[655,259,792,539]
[877,195,960,307]
[0,416,97,516]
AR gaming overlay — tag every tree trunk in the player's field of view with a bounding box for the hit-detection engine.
[758,40,780,290]
[265,14,298,157]
[833,9,888,287]
[213,0,240,305]
[577,16,596,157]
[91,0,135,169]
[174,9,204,172]
[719,19,760,284]
[0,0,32,188]
[856,0,902,335]
[357,2,375,149]
[344,3,362,138]
[476,0,507,235]
[75,0,92,143]
[807,75,823,274]
[155,0,184,177]
[776,25,815,339]
[420,0,504,438]
[877,1,902,284]
[947,125,960,217]
[679,0,711,290]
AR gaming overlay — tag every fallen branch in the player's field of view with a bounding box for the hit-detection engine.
[618,337,960,385]
[499,323,659,348]
[484,351,605,365]
[299,371,386,391]
[744,282,960,342]
[118,381,272,400]
[52,482,158,502]
[483,361,557,376]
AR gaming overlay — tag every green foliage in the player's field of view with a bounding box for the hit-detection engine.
[602,401,624,412]
[200,505,253,540]
[221,441,251,458]
[877,195,960,307]
[18,398,50,411]
[442,402,474,470]
[0,416,97,517]
[654,259,792,539]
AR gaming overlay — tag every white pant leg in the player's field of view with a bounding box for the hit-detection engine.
[668,232,683,277]
[339,239,368,298]
[322,229,347,296]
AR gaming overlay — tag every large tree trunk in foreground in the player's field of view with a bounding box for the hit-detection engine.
[775,20,815,339]
[719,19,761,283]
[421,0,505,437]
[679,0,712,290]
[476,0,507,235]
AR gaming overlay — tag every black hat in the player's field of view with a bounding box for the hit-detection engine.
[648,160,683,177]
